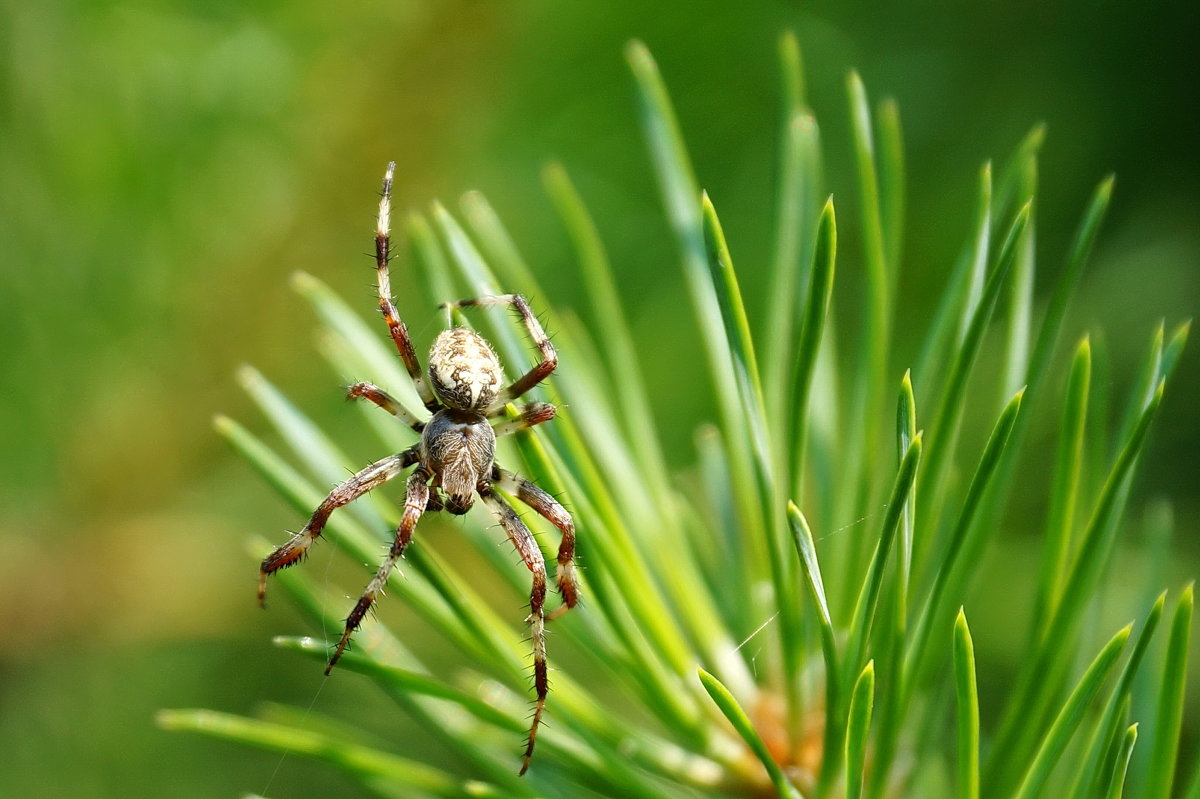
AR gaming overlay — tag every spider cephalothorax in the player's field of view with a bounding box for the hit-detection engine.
[422,405,496,515]
[257,162,577,774]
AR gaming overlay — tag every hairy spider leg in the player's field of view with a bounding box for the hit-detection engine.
[490,401,557,437]
[478,484,549,775]
[375,162,439,413]
[495,467,578,618]
[346,381,426,431]
[441,294,558,414]
[327,467,430,674]
[258,448,418,606]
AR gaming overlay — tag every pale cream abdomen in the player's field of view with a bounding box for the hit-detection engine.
[427,328,504,410]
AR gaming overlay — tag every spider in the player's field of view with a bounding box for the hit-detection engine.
[257,161,578,775]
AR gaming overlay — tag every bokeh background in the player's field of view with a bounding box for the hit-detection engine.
[1,1,1196,796]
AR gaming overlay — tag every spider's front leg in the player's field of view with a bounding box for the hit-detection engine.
[441,293,557,412]
[478,483,549,775]
[496,467,578,618]
[327,467,431,674]
[258,448,418,606]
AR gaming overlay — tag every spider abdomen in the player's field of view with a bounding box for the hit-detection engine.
[428,328,504,410]
[421,408,496,514]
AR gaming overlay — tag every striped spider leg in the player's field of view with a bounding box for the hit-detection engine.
[486,400,578,617]
[257,447,419,606]
[493,465,578,618]
[374,161,439,414]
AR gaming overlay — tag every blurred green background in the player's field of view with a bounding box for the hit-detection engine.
[1,0,1196,795]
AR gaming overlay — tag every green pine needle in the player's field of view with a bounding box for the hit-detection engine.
[953,610,980,799]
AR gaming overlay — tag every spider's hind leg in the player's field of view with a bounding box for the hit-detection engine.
[496,467,578,618]
[327,467,430,674]
[478,483,550,775]
[373,162,439,413]
[258,448,417,606]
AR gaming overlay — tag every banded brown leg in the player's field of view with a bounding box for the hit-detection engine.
[374,162,439,413]
[257,448,417,606]
[479,484,550,775]
[496,467,578,618]
[327,467,431,674]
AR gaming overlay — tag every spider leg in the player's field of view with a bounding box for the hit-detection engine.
[346,381,426,432]
[258,448,418,606]
[495,467,578,619]
[442,294,557,412]
[374,162,439,413]
[478,483,549,775]
[490,401,556,435]
[327,467,430,674]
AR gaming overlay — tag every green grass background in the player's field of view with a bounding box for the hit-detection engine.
[1,1,1196,796]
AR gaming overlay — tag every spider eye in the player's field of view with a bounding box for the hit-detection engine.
[446,494,474,515]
